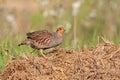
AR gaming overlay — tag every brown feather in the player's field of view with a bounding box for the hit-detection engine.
[19,27,65,50]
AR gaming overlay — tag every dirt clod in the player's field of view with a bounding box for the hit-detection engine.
[0,43,120,80]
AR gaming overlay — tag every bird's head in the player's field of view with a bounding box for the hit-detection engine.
[56,26,65,36]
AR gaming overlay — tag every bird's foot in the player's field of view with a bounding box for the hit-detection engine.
[41,52,48,59]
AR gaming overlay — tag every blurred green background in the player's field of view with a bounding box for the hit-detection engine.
[0,0,120,70]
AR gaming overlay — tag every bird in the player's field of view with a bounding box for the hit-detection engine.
[18,26,65,57]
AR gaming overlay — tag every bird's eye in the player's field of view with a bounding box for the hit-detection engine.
[59,28,62,30]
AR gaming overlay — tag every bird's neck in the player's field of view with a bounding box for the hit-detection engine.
[57,31,63,37]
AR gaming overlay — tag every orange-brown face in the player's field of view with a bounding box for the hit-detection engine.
[56,27,65,36]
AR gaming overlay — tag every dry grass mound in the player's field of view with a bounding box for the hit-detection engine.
[0,43,120,80]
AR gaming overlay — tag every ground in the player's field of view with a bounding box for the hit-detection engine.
[0,42,120,80]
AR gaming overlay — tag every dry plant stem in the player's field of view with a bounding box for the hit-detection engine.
[104,0,116,38]
[1,43,120,80]
[73,15,77,49]
[100,36,113,44]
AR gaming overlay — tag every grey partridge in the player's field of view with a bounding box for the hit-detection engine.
[18,26,65,57]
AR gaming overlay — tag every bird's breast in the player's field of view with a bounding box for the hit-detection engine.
[50,36,63,47]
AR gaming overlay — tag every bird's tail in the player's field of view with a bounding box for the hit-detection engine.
[18,39,30,46]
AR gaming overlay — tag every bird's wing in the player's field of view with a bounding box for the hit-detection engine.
[27,30,54,46]
[27,30,49,39]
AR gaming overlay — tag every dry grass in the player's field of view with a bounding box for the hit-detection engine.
[0,42,120,80]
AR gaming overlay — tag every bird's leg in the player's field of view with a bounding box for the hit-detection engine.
[40,49,47,58]
[48,48,56,53]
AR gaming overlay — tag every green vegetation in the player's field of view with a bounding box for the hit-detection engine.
[0,0,120,70]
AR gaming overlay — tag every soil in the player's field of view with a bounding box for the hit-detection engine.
[0,42,120,80]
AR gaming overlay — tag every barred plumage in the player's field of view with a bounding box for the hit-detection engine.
[18,27,65,57]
